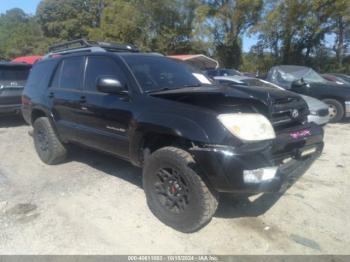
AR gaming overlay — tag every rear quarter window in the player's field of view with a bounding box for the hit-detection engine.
[24,60,57,95]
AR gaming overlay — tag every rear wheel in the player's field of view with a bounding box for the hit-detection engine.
[33,117,67,165]
[143,147,218,233]
[323,99,344,123]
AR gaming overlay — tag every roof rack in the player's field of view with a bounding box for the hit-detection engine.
[45,38,139,57]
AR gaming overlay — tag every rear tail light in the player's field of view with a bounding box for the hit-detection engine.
[21,95,31,106]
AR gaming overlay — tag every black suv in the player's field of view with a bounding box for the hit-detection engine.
[22,39,324,232]
[0,62,31,114]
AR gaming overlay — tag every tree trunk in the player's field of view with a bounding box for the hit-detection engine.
[336,17,344,67]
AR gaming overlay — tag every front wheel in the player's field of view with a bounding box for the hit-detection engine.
[33,117,67,165]
[143,147,218,233]
[323,99,344,123]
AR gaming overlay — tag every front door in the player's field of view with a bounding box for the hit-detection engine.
[78,55,133,159]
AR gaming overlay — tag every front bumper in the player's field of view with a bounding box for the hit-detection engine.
[345,101,350,117]
[308,114,330,126]
[190,122,324,194]
[0,104,21,114]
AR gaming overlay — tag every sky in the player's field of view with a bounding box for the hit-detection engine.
[0,0,41,15]
[0,0,258,52]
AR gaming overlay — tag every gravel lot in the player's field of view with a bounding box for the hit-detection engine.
[0,115,349,255]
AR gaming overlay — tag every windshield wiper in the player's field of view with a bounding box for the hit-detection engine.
[146,87,172,94]
[146,84,202,94]
[183,83,202,87]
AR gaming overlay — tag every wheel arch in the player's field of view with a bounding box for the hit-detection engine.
[320,96,345,109]
[128,119,209,167]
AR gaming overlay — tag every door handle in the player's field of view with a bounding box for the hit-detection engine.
[48,92,54,98]
[79,96,86,103]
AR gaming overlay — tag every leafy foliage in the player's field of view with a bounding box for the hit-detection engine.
[0,9,45,60]
[0,0,349,73]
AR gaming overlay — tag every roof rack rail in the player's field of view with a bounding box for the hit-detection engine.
[45,38,139,57]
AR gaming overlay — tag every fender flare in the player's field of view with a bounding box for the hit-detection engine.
[129,113,209,166]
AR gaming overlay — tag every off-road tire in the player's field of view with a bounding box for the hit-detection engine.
[143,146,218,233]
[323,98,344,123]
[33,117,67,165]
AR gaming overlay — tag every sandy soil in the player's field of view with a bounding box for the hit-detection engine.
[0,115,349,254]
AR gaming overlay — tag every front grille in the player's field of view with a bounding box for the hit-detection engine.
[271,97,309,128]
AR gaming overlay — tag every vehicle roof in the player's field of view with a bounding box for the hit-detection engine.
[40,51,164,61]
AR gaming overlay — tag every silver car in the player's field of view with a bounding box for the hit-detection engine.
[214,75,330,126]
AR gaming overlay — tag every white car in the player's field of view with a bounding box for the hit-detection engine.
[214,75,330,126]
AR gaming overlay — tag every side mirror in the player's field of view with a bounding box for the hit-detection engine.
[292,78,307,88]
[97,77,127,95]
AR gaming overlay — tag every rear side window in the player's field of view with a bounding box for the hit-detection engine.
[0,67,30,81]
[84,56,127,91]
[52,57,85,90]
[25,61,56,93]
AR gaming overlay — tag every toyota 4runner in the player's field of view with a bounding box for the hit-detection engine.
[22,39,324,232]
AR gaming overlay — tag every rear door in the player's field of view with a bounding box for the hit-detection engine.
[48,56,86,142]
[0,65,30,106]
[78,55,133,158]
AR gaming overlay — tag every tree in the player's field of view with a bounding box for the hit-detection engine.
[89,0,202,54]
[36,0,102,40]
[197,0,263,68]
[0,8,45,60]
[330,0,350,67]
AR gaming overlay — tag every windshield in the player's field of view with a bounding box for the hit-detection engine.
[123,55,214,92]
[276,68,327,86]
[0,67,30,81]
[302,69,327,83]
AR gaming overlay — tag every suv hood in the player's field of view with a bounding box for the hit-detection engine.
[150,85,309,127]
[149,84,301,107]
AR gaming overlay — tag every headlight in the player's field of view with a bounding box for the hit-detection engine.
[218,113,276,141]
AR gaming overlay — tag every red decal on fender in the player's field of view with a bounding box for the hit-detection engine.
[290,129,311,139]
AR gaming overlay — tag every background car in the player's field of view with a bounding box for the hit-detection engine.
[323,73,350,85]
[0,62,31,115]
[203,68,243,78]
[322,73,349,85]
[266,65,350,122]
[215,75,330,126]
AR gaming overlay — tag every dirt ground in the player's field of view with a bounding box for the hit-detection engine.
[0,115,349,255]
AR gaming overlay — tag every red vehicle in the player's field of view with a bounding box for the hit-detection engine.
[11,56,42,65]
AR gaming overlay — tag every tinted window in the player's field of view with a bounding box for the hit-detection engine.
[123,55,213,92]
[25,61,57,93]
[85,56,126,91]
[0,67,30,81]
[49,62,61,88]
[59,57,85,89]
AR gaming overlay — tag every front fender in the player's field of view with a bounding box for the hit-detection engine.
[129,113,209,165]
